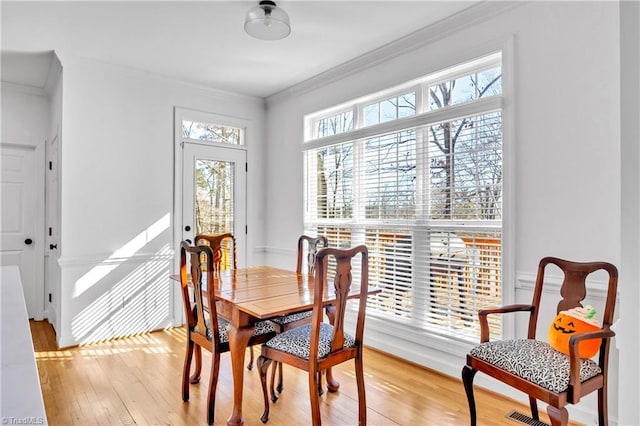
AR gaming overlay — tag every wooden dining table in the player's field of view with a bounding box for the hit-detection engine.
[173,265,377,426]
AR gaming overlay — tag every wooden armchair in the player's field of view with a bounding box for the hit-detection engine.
[462,257,618,426]
[179,241,275,425]
[257,245,370,425]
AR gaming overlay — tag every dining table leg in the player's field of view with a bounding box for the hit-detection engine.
[226,324,254,426]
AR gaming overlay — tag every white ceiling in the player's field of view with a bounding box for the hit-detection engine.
[1,1,478,98]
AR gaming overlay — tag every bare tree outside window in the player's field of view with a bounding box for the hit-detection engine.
[195,159,234,235]
[429,68,502,220]
[315,111,354,218]
[183,121,241,235]
[311,68,502,223]
[183,121,241,145]
[316,144,353,219]
[304,56,505,342]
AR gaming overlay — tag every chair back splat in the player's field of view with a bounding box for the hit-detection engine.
[297,235,329,275]
[462,256,618,426]
[195,232,237,272]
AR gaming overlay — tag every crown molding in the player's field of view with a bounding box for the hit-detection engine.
[1,81,47,97]
[58,50,265,106]
[267,1,522,105]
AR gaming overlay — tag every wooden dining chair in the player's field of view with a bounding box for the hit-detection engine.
[462,257,618,426]
[267,235,329,398]
[194,232,237,272]
[179,241,276,425]
[257,245,370,425]
[191,232,252,372]
[194,232,260,368]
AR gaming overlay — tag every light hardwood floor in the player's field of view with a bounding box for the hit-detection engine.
[30,320,581,426]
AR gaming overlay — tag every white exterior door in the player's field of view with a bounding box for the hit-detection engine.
[1,145,40,318]
[181,143,247,267]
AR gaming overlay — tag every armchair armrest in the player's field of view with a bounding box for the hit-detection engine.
[567,326,615,403]
[478,304,535,342]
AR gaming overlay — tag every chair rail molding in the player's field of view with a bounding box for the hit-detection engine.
[57,251,173,268]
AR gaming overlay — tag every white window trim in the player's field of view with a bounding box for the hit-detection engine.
[177,107,250,146]
[305,36,515,355]
[304,96,502,151]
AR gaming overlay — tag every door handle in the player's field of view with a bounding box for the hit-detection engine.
[50,244,58,250]
[24,238,33,245]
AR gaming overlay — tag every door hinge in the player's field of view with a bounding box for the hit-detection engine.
[245,225,248,234]
[246,163,248,172]
[48,293,52,303]
[48,161,52,170]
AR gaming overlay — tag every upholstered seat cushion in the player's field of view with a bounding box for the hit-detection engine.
[197,317,276,343]
[265,323,355,360]
[469,339,601,393]
[269,310,313,326]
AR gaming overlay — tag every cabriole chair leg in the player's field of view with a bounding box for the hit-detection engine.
[190,344,202,384]
[258,355,273,423]
[462,365,478,426]
[182,339,194,401]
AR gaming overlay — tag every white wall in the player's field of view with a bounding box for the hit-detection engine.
[264,2,623,424]
[619,0,640,424]
[54,54,267,347]
[1,86,50,144]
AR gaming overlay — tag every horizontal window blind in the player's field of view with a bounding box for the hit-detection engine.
[304,52,504,343]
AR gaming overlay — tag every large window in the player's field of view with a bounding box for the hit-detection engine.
[303,52,505,343]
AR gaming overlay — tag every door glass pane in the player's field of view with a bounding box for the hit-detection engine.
[195,159,235,235]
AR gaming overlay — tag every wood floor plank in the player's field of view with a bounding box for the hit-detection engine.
[30,320,583,426]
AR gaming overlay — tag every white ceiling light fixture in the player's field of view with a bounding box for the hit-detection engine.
[244,1,291,41]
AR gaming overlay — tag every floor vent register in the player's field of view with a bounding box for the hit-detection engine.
[506,410,550,426]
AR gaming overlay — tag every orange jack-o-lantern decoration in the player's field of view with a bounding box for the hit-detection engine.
[548,305,601,358]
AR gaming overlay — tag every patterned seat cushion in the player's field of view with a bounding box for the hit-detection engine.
[469,339,601,393]
[269,310,313,326]
[265,323,355,360]
[196,317,276,344]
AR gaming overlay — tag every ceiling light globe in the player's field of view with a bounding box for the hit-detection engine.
[244,1,291,40]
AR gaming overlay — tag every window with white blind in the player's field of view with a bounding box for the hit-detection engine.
[303,52,505,343]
